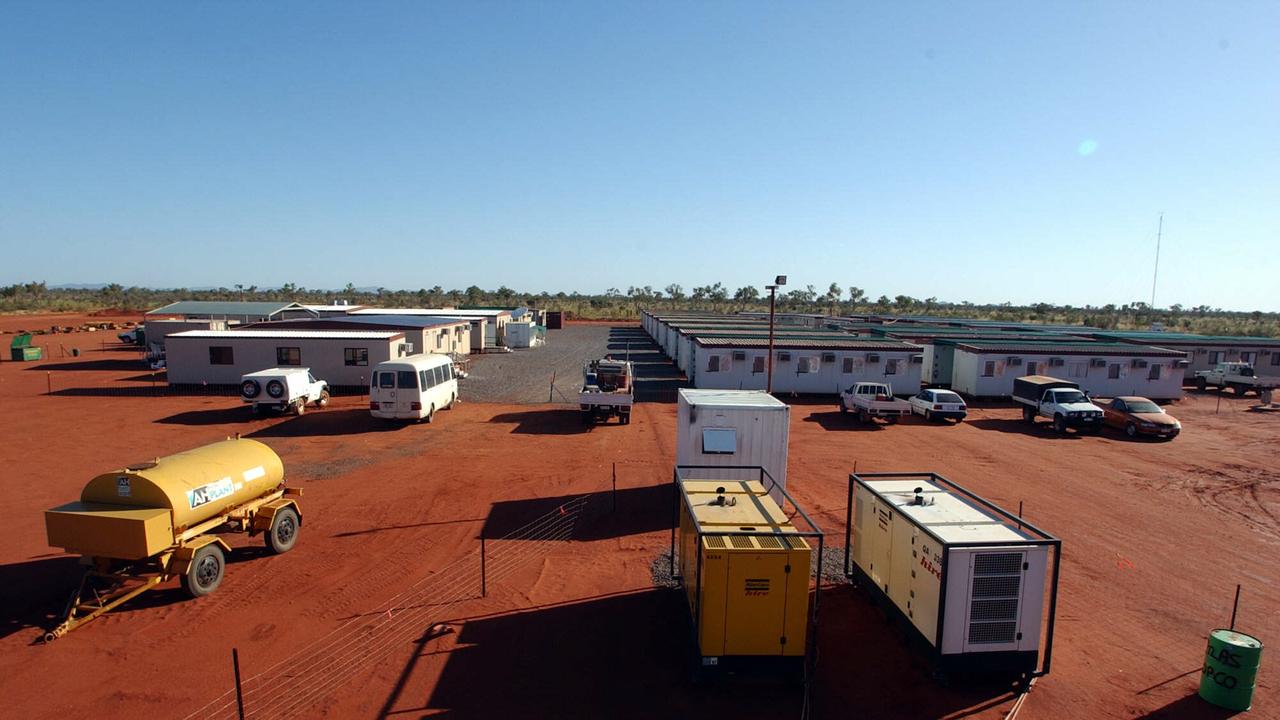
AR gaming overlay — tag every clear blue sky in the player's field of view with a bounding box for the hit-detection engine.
[2,2,1277,310]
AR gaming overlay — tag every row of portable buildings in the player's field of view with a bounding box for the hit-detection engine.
[642,310,1280,400]
[139,301,549,389]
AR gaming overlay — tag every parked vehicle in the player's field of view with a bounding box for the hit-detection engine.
[909,388,968,422]
[117,327,143,345]
[1194,362,1280,397]
[1011,375,1104,433]
[579,358,634,424]
[241,368,330,416]
[840,382,912,423]
[1101,396,1181,440]
[369,354,458,422]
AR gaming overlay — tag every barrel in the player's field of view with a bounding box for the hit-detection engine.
[1200,629,1263,711]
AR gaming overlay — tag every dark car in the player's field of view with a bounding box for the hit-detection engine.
[1101,396,1181,439]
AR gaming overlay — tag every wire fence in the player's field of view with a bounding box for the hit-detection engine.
[181,493,594,720]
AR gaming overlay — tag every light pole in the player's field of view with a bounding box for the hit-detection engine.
[765,275,787,393]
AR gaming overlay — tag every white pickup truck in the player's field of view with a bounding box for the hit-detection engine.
[241,368,330,416]
[840,382,912,423]
[579,359,634,424]
[1012,375,1104,433]
[1194,362,1280,397]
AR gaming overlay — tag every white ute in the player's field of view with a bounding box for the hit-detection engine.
[241,368,330,416]
[579,359,634,424]
[1194,362,1280,397]
[1011,375,1103,433]
[840,382,912,423]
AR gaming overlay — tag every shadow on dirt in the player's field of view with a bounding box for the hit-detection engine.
[28,358,147,372]
[803,410,893,431]
[965,418,1089,439]
[488,408,594,435]
[1130,692,1239,719]
[248,408,404,437]
[333,517,486,539]
[481,485,671,541]
[0,556,83,641]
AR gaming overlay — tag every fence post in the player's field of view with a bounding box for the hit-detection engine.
[548,372,556,403]
[480,535,486,598]
[232,648,246,720]
[46,372,52,396]
[612,462,617,512]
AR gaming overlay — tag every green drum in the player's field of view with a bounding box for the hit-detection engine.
[1200,629,1263,711]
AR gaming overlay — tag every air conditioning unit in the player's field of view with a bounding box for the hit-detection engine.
[1132,359,1148,369]
[732,350,746,361]
[821,352,837,363]
[1049,357,1065,367]
[1175,359,1191,368]
[910,354,924,364]
[866,353,881,363]
[777,351,792,362]
[847,473,1060,680]
[1090,358,1107,368]
[1007,357,1023,367]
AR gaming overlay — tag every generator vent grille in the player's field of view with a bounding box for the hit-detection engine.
[966,551,1024,646]
[730,536,754,549]
[973,552,1022,575]
[705,536,726,549]
[755,535,783,549]
[968,621,1017,644]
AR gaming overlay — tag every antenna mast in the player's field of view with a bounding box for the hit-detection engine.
[1150,213,1163,308]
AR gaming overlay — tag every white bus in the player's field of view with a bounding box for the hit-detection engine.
[369,354,458,422]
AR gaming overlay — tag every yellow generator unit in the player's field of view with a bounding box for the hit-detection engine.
[42,438,302,641]
[669,466,824,676]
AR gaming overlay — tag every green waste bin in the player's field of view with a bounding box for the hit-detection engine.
[9,334,43,361]
[1201,629,1263,711]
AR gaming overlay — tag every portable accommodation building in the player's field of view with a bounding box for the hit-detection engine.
[164,330,408,389]
[243,316,472,356]
[146,301,315,325]
[672,328,850,372]
[676,390,791,506]
[504,321,545,348]
[846,472,1060,680]
[142,319,227,354]
[689,338,924,395]
[947,340,1187,400]
[351,308,509,348]
[872,329,1088,388]
[1089,331,1280,380]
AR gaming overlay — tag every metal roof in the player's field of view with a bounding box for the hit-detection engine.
[351,308,511,318]
[945,340,1185,357]
[1090,331,1280,347]
[694,337,921,351]
[247,316,470,330]
[146,301,311,317]
[679,389,789,409]
[167,330,404,340]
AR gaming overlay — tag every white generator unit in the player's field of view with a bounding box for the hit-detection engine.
[676,389,790,506]
[845,472,1060,683]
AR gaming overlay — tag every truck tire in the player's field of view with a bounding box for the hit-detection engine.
[1022,406,1035,424]
[317,390,330,408]
[265,507,300,554]
[621,411,631,425]
[294,400,306,416]
[1196,377,1207,391]
[581,409,593,424]
[839,403,847,414]
[1053,414,1067,433]
[181,544,225,598]
[1233,383,1250,397]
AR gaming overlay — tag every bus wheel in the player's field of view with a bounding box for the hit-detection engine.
[425,404,435,423]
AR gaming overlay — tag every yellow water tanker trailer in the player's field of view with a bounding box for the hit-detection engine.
[42,437,302,641]
[668,465,825,678]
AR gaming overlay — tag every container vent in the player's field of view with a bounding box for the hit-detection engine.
[967,551,1023,646]
[705,536,726,549]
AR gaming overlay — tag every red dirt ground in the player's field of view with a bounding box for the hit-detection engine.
[0,316,1275,719]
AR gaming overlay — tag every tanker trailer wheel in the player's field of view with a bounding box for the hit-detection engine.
[181,545,226,598]
[265,507,300,554]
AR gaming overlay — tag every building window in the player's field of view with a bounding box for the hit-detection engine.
[982,361,995,377]
[1240,352,1256,365]
[1272,353,1280,366]
[752,356,765,374]
[344,348,369,366]
[797,357,817,374]
[1148,364,1161,380]
[1068,362,1085,378]
[884,359,898,375]
[1208,351,1222,364]
[842,357,854,374]
[437,332,445,349]
[209,346,234,365]
[707,355,720,372]
[702,428,736,454]
[1025,361,1038,376]
[1109,364,1121,379]
[277,347,301,366]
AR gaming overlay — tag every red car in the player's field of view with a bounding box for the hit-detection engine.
[1101,396,1181,439]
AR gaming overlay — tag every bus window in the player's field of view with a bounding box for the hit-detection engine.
[378,372,395,389]
[397,371,418,389]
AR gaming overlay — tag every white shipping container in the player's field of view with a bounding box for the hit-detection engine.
[676,389,790,505]
[847,473,1060,682]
